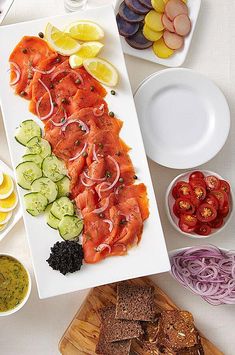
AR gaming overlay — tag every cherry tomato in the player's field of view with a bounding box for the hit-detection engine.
[175,198,195,215]
[205,175,221,191]
[192,185,207,201]
[180,214,197,227]
[208,216,224,229]
[179,220,195,233]
[205,194,219,210]
[189,171,205,181]
[219,203,230,217]
[210,190,228,210]
[173,203,180,218]
[196,203,217,223]
[172,181,192,199]
[190,196,201,208]
[195,224,211,236]
[189,178,206,189]
[220,180,231,195]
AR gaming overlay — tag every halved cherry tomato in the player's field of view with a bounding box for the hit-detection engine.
[208,216,224,229]
[192,185,207,201]
[190,196,201,208]
[220,180,231,195]
[195,224,211,236]
[189,171,205,181]
[205,175,221,191]
[172,181,192,199]
[175,198,195,215]
[189,178,206,189]
[173,203,180,218]
[196,203,217,223]
[180,214,197,227]
[210,190,228,210]
[219,203,229,217]
[179,220,195,233]
[205,194,219,210]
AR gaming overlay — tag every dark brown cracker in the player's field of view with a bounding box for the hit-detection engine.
[96,329,131,355]
[100,305,143,342]
[116,283,156,321]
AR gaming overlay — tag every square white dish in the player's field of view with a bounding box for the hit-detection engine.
[0,5,170,299]
[0,159,22,242]
[114,0,201,67]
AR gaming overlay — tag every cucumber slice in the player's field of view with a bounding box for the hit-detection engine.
[22,154,43,168]
[31,177,58,203]
[15,120,42,146]
[42,155,67,182]
[45,205,60,229]
[56,176,70,198]
[26,137,51,158]
[58,215,83,240]
[24,192,48,216]
[51,197,74,219]
[16,161,42,190]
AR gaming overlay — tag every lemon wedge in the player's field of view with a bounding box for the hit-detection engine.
[69,42,104,69]
[0,174,14,199]
[0,191,18,212]
[0,171,3,185]
[69,55,83,69]
[45,23,81,56]
[0,223,7,232]
[65,21,104,41]
[83,58,119,87]
[0,210,12,224]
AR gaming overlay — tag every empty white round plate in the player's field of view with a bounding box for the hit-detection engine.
[134,69,230,169]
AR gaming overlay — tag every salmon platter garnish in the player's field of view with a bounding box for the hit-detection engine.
[9,21,150,273]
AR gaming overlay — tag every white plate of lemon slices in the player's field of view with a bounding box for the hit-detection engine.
[0,159,22,242]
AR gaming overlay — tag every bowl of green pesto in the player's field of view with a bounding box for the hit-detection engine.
[0,254,31,316]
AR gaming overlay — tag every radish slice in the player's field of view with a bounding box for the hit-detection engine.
[84,171,106,182]
[165,0,188,21]
[103,219,114,232]
[93,197,109,214]
[80,176,95,187]
[100,156,120,192]
[93,104,105,117]
[92,144,99,162]
[32,66,55,75]
[62,119,89,134]
[174,14,191,36]
[9,62,21,85]
[95,243,111,253]
[36,79,54,120]
[51,69,84,84]
[69,143,87,161]
[163,30,184,50]
[162,14,175,33]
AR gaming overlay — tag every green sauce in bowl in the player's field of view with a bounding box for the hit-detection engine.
[0,255,29,312]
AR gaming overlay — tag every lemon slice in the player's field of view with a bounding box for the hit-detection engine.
[0,223,7,232]
[45,23,81,56]
[0,210,12,224]
[65,21,104,41]
[83,58,119,87]
[0,174,14,199]
[0,191,18,212]
[0,171,3,185]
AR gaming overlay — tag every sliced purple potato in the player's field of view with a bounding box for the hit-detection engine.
[138,0,153,10]
[125,26,153,49]
[119,2,145,23]
[116,14,140,37]
[124,0,149,15]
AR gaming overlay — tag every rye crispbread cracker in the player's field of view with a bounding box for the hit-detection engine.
[116,283,156,321]
[96,329,131,355]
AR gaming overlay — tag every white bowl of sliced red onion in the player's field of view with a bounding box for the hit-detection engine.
[165,170,233,238]
[169,245,235,305]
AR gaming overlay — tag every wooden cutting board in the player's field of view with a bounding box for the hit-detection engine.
[59,277,223,355]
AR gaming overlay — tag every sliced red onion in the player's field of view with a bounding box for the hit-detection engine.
[103,219,113,233]
[51,68,84,84]
[32,66,55,75]
[36,79,54,120]
[69,143,87,162]
[115,184,125,195]
[84,171,106,182]
[93,197,109,214]
[95,243,111,253]
[100,155,120,192]
[61,119,89,134]
[80,176,95,187]
[96,182,111,199]
[171,245,235,305]
[9,61,21,85]
[92,144,99,162]
[93,104,105,117]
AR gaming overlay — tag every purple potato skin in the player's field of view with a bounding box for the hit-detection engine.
[119,2,145,23]
[124,0,149,15]
[116,14,140,37]
[138,0,153,9]
[125,26,153,49]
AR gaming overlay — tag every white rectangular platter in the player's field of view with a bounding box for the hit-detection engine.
[115,0,201,67]
[0,5,170,299]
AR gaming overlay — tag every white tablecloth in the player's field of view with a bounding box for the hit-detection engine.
[0,1,235,354]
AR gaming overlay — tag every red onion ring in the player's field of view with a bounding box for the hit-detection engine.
[171,245,235,305]
[96,182,111,199]
[32,66,55,75]
[93,197,109,214]
[100,155,120,192]
[36,79,54,120]
[93,104,105,117]
[69,143,87,161]
[92,144,99,162]
[9,61,21,85]
[103,219,113,232]
[80,176,95,187]
[51,69,84,84]
[61,119,89,134]
[95,243,111,253]
[84,171,106,182]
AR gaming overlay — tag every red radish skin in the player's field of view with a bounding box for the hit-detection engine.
[165,0,188,21]
[163,30,184,50]
[174,14,191,36]
[162,13,175,32]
